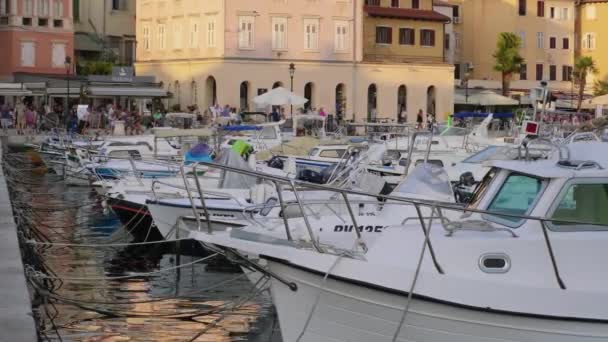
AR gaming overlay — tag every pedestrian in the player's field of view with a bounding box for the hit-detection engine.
[0,104,11,135]
[271,107,279,122]
[319,107,327,117]
[132,111,143,135]
[25,105,36,135]
[416,109,424,130]
[15,99,26,135]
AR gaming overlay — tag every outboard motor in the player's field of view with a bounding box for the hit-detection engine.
[454,171,476,204]
[267,156,284,170]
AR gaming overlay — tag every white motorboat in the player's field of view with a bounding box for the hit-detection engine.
[191,141,608,342]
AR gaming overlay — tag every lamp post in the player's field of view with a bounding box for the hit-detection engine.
[64,56,72,128]
[463,71,470,104]
[289,63,295,119]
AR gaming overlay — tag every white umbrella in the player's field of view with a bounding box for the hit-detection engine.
[467,90,519,106]
[253,87,308,106]
[591,94,608,105]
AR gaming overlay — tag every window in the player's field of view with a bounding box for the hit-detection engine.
[420,29,435,46]
[23,0,33,16]
[520,64,527,80]
[518,0,526,15]
[51,42,66,67]
[536,63,543,80]
[444,33,450,49]
[334,21,348,52]
[549,65,556,81]
[207,17,216,47]
[391,0,399,7]
[561,7,568,20]
[365,0,380,5]
[73,0,79,22]
[142,25,151,50]
[550,6,555,18]
[376,26,392,44]
[53,0,62,17]
[549,36,556,49]
[304,18,319,50]
[112,0,126,11]
[486,174,543,225]
[238,16,254,49]
[272,17,287,50]
[518,31,526,48]
[453,6,460,18]
[586,5,596,20]
[562,65,572,81]
[189,21,199,48]
[454,63,461,79]
[20,41,35,67]
[53,19,62,27]
[0,0,10,15]
[173,22,182,49]
[550,182,608,231]
[319,149,347,158]
[582,33,596,50]
[412,0,419,9]
[158,24,166,49]
[536,32,544,48]
[399,28,414,45]
[37,0,49,17]
[454,32,461,49]
[537,1,544,17]
[562,37,569,49]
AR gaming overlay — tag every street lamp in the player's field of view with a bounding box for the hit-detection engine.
[463,71,470,104]
[289,63,295,118]
[64,56,72,127]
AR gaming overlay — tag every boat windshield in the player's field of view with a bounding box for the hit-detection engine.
[462,146,501,164]
[440,127,469,136]
[258,126,278,140]
[391,163,454,202]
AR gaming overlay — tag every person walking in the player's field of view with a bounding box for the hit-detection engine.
[25,105,36,135]
[416,109,424,130]
[0,104,12,135]
[15,99,26,135]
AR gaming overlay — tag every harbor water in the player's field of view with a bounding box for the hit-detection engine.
[6,151,281,341]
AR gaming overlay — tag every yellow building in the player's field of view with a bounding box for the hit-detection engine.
[449,0,576,91]
[362,0,448,64]
[577,0,608,84]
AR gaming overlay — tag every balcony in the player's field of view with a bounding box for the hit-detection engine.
[363,53,445,64]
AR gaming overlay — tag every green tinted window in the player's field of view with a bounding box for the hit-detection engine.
[551,183,608,229]
[487,174,542,223]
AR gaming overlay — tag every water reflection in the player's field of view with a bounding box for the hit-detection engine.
[11,160,279,341]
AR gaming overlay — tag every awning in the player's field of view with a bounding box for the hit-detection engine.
[86,86,168,98]
[46,87,81,97]
[75,33,103,52]
[454,112,514,119]
[153,128,215,138]
[0,89,32,96]
[455,90,519,106]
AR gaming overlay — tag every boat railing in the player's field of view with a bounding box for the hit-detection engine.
[180,159,608,289]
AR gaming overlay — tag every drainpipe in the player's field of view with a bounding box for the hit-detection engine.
[352,0,358,122]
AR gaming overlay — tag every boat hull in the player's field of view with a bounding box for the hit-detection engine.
[266,259,608,342]
[107,197,164,242]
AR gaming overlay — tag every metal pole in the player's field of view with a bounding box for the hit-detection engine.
[66,70,70,128]
[290,75,294,119]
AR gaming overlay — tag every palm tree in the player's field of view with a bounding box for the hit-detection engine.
[493,32,524,96]
[572,56,598,113]
[594,80,608,96]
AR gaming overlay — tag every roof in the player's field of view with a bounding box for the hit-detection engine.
[363,5,451,22]
[486,142,608,178]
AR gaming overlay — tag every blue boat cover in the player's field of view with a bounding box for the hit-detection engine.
[454,112,514,119]
[221,125,263,131]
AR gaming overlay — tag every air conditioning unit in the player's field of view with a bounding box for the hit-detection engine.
[453,17,461,24]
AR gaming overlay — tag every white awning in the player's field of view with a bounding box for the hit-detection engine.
[46,87,81,97]
[87,86,167,98]
[0,89,33,96]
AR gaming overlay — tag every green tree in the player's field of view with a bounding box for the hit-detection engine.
[572,56,599,113]
[493,32,525,96]
[594,80,608,96]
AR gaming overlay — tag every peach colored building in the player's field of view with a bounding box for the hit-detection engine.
[0,0,74,81]
[135,0,454,123]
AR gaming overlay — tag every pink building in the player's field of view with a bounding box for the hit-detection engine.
[0,0,74,81]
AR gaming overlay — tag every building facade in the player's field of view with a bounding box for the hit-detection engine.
[577,0,608,85]
[135,0,454,123]
[0,0,74,81]
[450,0,576,91]
[73,0,136,66]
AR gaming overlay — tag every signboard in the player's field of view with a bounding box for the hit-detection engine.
[76,105,88,121]
[111,66,134,82]
[522,120,539,136]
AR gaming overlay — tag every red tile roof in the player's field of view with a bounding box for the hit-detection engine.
[363,5,451,22]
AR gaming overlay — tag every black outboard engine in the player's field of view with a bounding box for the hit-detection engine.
[267,156,284,169]
[459,171,475,187]
[454,171,476,204]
